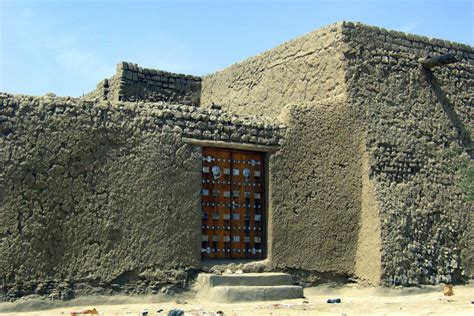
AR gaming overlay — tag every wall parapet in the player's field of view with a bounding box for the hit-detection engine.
[1,95,285,147]
[340,21,474,62]
[84,62,202,106]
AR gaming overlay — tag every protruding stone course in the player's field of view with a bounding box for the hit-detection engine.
[340,21,473,63]
[1,95,284,152]
[84,62,202,106]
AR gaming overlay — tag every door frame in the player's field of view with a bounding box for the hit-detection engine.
[183,138,278,263]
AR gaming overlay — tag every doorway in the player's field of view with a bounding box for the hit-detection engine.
[201,147,266,259]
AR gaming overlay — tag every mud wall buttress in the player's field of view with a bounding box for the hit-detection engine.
[269,99,364,278]
[354,137,382,285]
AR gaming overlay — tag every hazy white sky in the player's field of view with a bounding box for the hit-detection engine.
[1,0,473,97]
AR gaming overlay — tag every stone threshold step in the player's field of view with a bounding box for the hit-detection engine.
[197,273,294,287]
[208,285,304,302]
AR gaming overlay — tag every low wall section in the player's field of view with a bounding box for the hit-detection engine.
[0,94,284,300]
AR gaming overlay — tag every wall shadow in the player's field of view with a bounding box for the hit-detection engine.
[423,68,473,158]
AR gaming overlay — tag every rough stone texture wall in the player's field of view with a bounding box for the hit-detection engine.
[0,94,283,300]
[84,62,201,106]
[269,97,364,279]
[201,23,347,117]
[341,22,473,285]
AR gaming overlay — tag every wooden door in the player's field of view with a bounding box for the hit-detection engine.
[201,147,265,259]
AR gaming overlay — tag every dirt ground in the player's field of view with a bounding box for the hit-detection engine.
[1,283,473,316]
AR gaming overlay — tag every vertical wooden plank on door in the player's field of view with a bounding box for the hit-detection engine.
[231,151,244,258]
[230,150,265,259]
[202,148,231,259]
[252,150,264,260]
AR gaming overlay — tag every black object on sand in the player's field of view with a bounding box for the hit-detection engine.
[327,298,342,304]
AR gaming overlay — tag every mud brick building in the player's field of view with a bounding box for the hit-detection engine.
[1,22,472,300]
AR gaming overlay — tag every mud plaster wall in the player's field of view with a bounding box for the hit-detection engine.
[201,23,347,117]
[0,95,284,300]
[270,98,363,278]
[354,142,382,285]
[342,22,473,285]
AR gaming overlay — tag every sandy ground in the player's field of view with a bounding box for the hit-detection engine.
[0,283,473,316]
